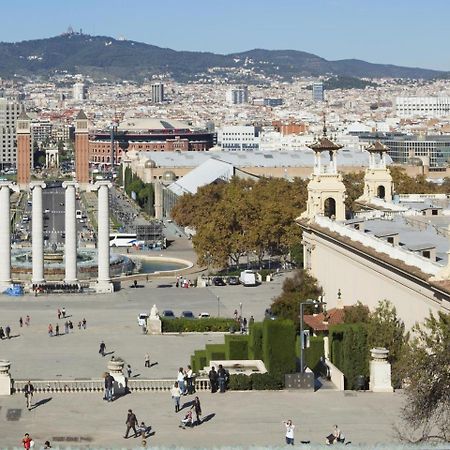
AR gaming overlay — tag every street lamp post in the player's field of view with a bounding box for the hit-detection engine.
[239,302,243,319]
[299,298,326,373]
[217,296,220,317]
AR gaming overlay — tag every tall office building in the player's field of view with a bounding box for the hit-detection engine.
[312,82,324,102]
[226,86,249,105]
[151,82,164,103]
[0,97,23,168]
[73,82,87,101]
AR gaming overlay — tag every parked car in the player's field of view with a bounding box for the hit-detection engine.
[198,312,210,319]
[181,311,195,319]
[44,208,50,214]
[228,276,240,285]
[137,313,149,326]
[212,277,226,286]
[162,310,175,319]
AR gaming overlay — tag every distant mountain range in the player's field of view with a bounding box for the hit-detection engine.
[0,33,446,83]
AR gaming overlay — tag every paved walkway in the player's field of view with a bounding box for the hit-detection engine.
[0,390,407,448]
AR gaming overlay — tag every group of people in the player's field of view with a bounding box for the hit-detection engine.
[33,283,81,295]
[0,324,11,339]
[282,421,344,446]
[175,276,193,288]
[19,316,31,327]
[47,309,87,337]
[233,310,254,334]
[22,433,52,449]
[123,409,150,444]
[208,364,229,393]
[176,365,195,395]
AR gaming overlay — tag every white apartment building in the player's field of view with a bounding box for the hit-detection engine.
[0,98,23,167]
[217,125,259,151]
[396,96,450,118]
[226,86,249,105]
[73,82,87,101]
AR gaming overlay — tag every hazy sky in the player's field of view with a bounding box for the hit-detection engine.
[1,0,450,70]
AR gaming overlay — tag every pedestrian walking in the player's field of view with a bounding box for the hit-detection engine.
[62,307,66,318]
[69,320,73,331]
[104,372,114,402]
[5,325,11,339]
[99,341,106,356]
[25,315,30,326]
[22,433,33,449]
[48,324,53,337]
[177,367,186,395]
[55,324,59,336]
[171,381,181,412]
[24,380,34,410]
[57,309,61,319]
[191,396,202,425]
[78,321,82,330]
[124,409,138,438]
[127,364,132,378]
[218,364,227,393]
[43,441,52,449]
[283,419,295,445]
[19,317,23,327]
[82,318,87,329]
[208,366,218,393]
[0,326,4,339]
[144,353,150,368]
[64,321,69,334]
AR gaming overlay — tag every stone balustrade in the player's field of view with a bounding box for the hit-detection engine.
[13,378,210,394]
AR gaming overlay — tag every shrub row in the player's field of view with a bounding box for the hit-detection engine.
[329,323,369,389]
[224,335,249,360]
[249,322,263,360]
[161,318,238,333]
[228,373,283,390]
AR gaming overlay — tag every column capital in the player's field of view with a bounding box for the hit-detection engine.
[62,181,79,189]
[0,181,19,193]
[29,181,46,190]
[91,180,112,191]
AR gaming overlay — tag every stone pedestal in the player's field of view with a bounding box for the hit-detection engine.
[107,359,127,397]
[0,360,12,396]
[369,347,394,393]
[147,317,162,335]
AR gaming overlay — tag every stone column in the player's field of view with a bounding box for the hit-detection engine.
[369,347,394,393]
[63,181,78,283]
[31,182,46,284]
[0,360,12,396]
[0,184,12,290]
[93,181,113,293]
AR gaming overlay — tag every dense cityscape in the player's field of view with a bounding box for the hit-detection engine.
[0,2,449,449]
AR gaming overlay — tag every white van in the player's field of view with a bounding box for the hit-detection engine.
[138,313,149,326]
[76,210,82,219]
[239,270,257,287]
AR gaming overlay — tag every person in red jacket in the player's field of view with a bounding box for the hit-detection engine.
[22,433,33,449]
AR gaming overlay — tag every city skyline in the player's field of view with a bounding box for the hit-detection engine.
[0,0,449,71]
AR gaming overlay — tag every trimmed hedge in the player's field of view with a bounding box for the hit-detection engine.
[262,319,296,377]
[228,372,283,390]
[330,323,369,390]
[225,335,249,360]
[205,344,226,364]
[161,318,237,333]
[191,349,207,374]
[249,322,263,360]
[228,373,252,390]
[305,336,325,374]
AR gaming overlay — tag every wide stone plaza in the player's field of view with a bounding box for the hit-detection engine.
[0,275,424,448]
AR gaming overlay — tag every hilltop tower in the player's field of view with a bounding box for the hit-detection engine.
[75,110,90,186]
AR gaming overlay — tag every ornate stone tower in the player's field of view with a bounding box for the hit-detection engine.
[357,141,393,203]
[75,110,90,186]
[16,110,32,189]
[301,126,346,221]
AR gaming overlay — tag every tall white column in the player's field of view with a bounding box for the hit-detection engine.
[63,181,78,283]
[94,181,113,293]
[31,182,46,284]
[0,184,12,289]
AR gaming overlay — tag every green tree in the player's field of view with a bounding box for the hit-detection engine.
[342,171,364,213]
[399,312,450,443]
[270,270,322,326]
[343,301,370,324]
[367,300,408,387]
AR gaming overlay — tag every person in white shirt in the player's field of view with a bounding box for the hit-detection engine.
[171,381,181,412]
[177,367,186,395]
[283,419,295,445]
[185,365,194,394]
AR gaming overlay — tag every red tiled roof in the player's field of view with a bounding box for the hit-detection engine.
[303,307,348,331]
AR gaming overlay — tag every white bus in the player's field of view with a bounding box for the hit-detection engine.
[109,233,138,247]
